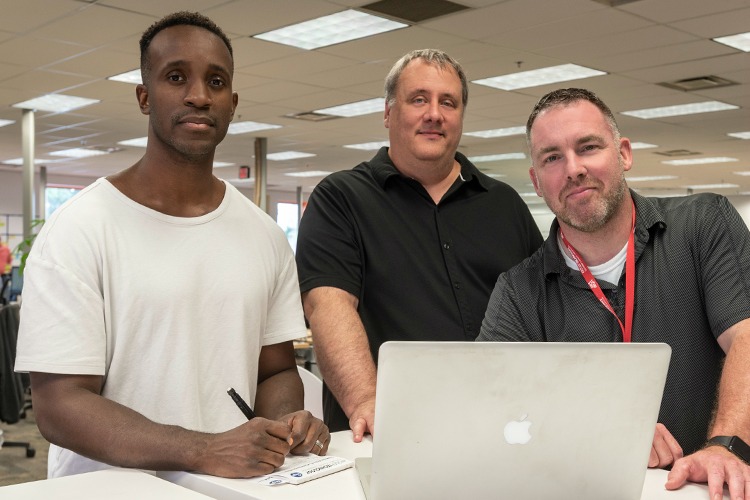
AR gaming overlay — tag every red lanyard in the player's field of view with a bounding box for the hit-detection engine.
[559,202,636,342]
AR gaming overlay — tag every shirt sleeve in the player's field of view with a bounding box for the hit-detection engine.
[698,196,750,337]
[296,178,363,298]
[477,271,540,342]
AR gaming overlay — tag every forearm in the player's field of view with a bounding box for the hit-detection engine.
[32,373,208,472]
[255,367,304,420]
[304,287,377,418]
[709,323,750,440]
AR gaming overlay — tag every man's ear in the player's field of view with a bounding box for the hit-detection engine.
[384,101,391,129]
[529,166,542,197]
[136,84,149,115]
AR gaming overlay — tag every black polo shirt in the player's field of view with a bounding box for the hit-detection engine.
[297,147,543,430]
[479,191,750,454]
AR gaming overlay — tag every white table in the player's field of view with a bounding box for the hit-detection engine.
[0,468,214,499]
[160,431,728,500]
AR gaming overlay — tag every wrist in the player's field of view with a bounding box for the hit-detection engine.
[705,435,750,464]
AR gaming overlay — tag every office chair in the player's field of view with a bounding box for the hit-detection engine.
[0,303,35,458]
[297,365,324,420]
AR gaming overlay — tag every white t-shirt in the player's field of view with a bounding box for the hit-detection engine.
[15,178,306,477]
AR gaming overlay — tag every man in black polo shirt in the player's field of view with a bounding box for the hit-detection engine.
[295,49,542,440]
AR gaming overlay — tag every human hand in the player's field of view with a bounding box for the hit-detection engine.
[198,418,292,478]
[282,410,330,455]
[666,445,750,499]
[649,423,683,468]
[349,398,375,443]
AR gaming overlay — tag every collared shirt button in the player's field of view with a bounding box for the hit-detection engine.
[443,242,450,250]
[454,282,460,289]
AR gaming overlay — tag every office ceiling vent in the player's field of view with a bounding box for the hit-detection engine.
[654,149,701,157]
[659,76,738,92]
[285,112,340,122]
[361,0,469,23]
[591,0,644,6]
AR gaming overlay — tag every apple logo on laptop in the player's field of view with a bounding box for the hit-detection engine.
[503,414,532,444]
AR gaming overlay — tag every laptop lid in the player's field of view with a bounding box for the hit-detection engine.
[367,341,671,500]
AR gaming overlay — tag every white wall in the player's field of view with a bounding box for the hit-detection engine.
[0,169,299,253]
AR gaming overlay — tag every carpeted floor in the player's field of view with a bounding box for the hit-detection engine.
[0,406,49,487]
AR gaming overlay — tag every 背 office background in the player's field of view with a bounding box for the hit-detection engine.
[1,0,749,245]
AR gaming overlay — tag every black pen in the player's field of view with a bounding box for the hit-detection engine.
[227,387,257,420]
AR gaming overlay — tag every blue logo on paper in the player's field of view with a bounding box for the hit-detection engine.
[291,472,303,477]
[270,479,283,485]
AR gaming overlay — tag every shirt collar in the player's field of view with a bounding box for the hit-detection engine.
[369,147,491,192]
[542,189,667,278]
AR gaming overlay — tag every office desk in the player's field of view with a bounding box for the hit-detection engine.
[160,431,728,500]
[0,468,214,499]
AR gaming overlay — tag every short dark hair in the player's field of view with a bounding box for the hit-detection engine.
[384,49,468,109]
[526,88,620,147]
[139,11,233,84]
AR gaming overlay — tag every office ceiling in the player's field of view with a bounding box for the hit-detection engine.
[0,0,748,201]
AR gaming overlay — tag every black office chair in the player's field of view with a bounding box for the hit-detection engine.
[0,303,35,458]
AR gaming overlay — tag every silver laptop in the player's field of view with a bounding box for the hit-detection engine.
[357,341,671,500]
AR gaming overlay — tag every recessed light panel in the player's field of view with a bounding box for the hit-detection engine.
[630,142,658,149]
[684,183,739,190]
[13,94,100,113]
[315,98,384,117]
[118,137,148,147]
[472,64,606,91]
[728,131,750,140]
[267,151,316,161]
[107,69,142,84]
[713,32,750,52]
[468,153,525,162]
[0,119,15,128]
[662,157,738,166]
[227,121,282,135]
[621,101,738,119]
[626,175,678,182]
[253,9,407,50]
[50,148,110,158]
[464,126,525,138]
[343,141,390,150]
[284,170,334,177]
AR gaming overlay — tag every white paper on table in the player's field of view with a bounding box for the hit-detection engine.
[256,454,353,486]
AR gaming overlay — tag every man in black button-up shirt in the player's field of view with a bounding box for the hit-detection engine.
[479,87,750,498]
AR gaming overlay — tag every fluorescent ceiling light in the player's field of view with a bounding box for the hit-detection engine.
[227,121,282,135]
[630,142,658,149]
[621,101,738,119]
[253,9,407,50]
[684,183,739,190]
[472,64,606,91]
[0,119,15,128]
[468,153,525,162]
[626,175,678,182]
[50,148,110,158]
[464,126,525,138]
[107,69,142,84]
[118,137,148,147]
[212,161,234,168]
[2,157,64,165]
[284,170,333,177]
[519,191,540,198]
[315,98,384,117]
[733,171,750,176]
[713,32,750,52]
[662,157,738,166]
[13,94,100,113]
[343,141,389,150]
[485,173,506,178]
[267,151,316,161]
[728,131,750,140]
